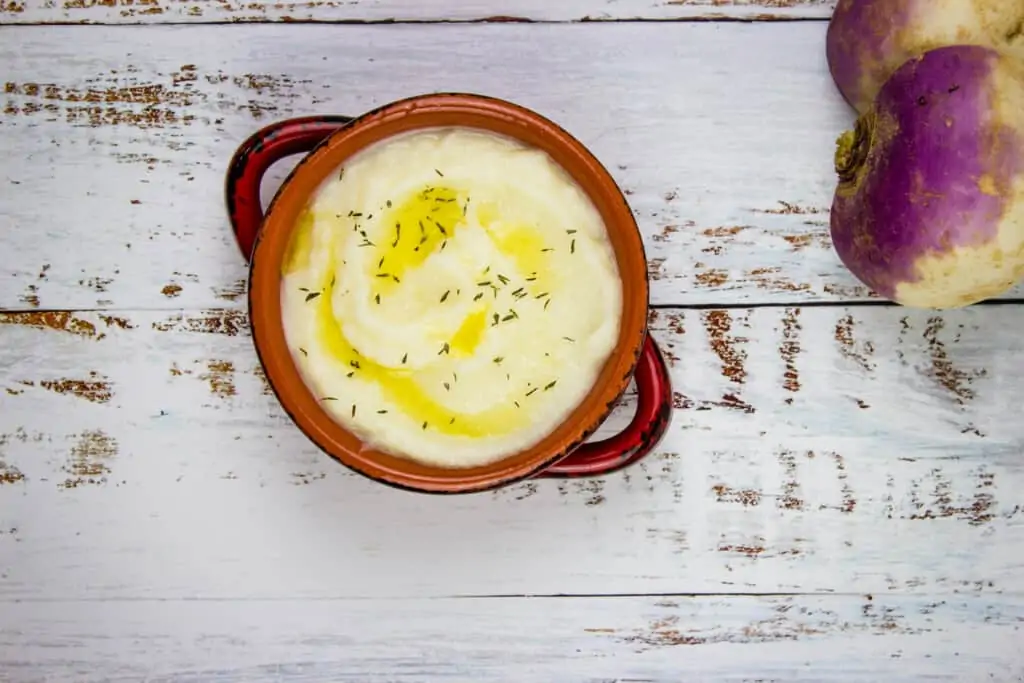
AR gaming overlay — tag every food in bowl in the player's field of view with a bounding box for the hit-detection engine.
[278,126,623,468]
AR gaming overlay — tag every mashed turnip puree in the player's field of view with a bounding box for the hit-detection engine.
[279,127,623,468]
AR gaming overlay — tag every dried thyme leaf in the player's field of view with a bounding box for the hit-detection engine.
[305,292,321,302]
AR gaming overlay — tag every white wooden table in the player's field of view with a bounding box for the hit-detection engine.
[2,2,1023,681]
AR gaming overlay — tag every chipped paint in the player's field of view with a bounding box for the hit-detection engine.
[922,317,986,405]
[292,471,326,485]
[694,269,729,288]
[712,483,761,506]
[778,307,801,401]
[34,372,113,403]
[776,448,804,510]
[152,310,248,335]
[0,311,98,338]
[59,429,117,489]
[754,201,828,216]
[214,278,247,301]
[673,391,755,414]
[0,460,25,484]
[3,66,310,130]
[251,363,274,395]
[746,266,811,293]
[647,257,667,281]
[99,314,133,330]
[0,312,131,339]
[834,314,875,373]
[830,451,856,514]
[199,360,236,398]
[701,310,748,384]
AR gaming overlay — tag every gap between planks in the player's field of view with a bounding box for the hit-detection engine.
[5,298,1024,316]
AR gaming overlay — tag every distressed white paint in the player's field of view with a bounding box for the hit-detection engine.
[2,595,1022,681]
[3,15,1024,681]
[7,22,1019,311]
[2,0,838,25]
[1,306,1021,601]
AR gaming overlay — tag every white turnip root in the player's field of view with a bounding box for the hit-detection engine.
[830,45,1024,309]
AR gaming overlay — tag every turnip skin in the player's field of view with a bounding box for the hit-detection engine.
[826,0,1024,113]
[830,45,1024,309]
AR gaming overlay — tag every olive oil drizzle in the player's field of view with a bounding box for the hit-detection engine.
[289,179,578,436]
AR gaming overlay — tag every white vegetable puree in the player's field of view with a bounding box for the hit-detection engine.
[280,127,623,468]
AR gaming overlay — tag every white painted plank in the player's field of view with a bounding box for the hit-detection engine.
[1,595,1021,682]
[1,305,1021,600]
[5,22,1005,311]
[3,0,838,25]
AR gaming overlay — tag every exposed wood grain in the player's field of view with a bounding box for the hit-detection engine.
[1,305,1021,599]
[7,22,1013,311]
[2,595,1021,681]
[2,0,838,25]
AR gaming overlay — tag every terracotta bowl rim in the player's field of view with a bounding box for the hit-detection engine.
[247,91,650,494]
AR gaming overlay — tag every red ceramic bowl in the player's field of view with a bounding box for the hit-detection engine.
[226,93,672,494]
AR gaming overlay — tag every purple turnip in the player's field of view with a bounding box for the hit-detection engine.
[826,0,1024,112]
[830,45,1024,309]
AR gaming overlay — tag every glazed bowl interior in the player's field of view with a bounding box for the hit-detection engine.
[249,93,649,493]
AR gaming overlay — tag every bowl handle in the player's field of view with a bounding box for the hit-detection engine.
[225,115,354,261]
[538,334,673,478]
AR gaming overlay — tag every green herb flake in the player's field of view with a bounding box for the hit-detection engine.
[450,417,456,425]
[514,401,520,408]
[440,290,450,303]
[377,409,388,414]
[563,337,575,343]
[497,274,509,285]
[535,292,549,299]
[544,299,551,310]
[443,382,450,391]
[374,294,381,305]
[422,421,428,430]
[566,229,577,234]
[473,292,484,301]
[525,388,539,397]
[351,404,357,418]
[439,342,450,356]
[346,371,354,378]
[305,291,321,302]
[392,223,401,247]
[350,360,361,369]
[492,313,500,327]
[477,280,491,287]
[321,396,338,401]
[544,381,557,391]
[376,273,390,279]
[299,347,308,356]
[392,275,400,283]
[570,239,576,254]
[541,248,554,253]
[401,353,408,364]
[386,200,392,208]
[493,356,504,364]
[338,168,345,180]
[436,223,448,236]
[435,168,444,177]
